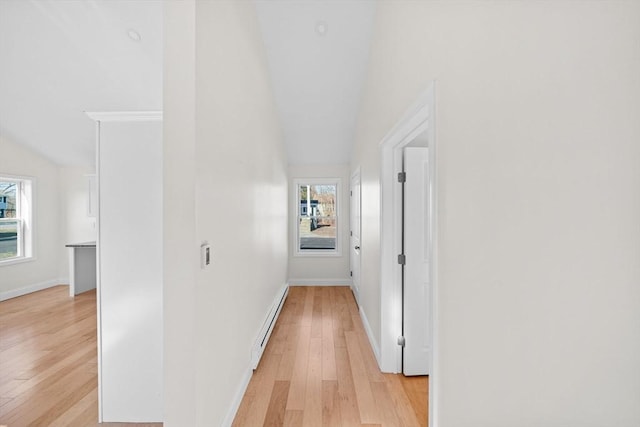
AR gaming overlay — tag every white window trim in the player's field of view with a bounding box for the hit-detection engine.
[0,174,35,266]
[292,177,341,257]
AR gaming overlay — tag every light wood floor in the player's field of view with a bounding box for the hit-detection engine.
[0,285,426,426]
[232,286,428,426]
[0,286,161,427]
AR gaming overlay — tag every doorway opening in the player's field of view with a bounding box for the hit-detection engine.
[350,168,361,305]
[379,83,437,425]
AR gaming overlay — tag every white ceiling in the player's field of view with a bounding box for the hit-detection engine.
[0,0,163,168]
[255,0,376,165]
[0,1,375,168]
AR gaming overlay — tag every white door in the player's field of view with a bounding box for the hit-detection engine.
[350,170,361,304]
[403,147,431,375]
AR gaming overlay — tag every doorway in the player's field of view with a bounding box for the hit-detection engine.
[350,168,361,304]
[379,83,437,423]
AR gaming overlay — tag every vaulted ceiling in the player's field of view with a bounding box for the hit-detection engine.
[255,1,376,165]
[0,1,375,168]
[0,0,163,167]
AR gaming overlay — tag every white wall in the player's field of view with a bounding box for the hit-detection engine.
[164,1,289,425]
[0,136,62,299]
[353,1,640,426]
[58,166,97,280]
[288,164,351,284]
[98,119,163,422]
[163,0,197,425]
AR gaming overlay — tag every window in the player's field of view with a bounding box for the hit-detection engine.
[0,176,33,264]
[294,179,340,256]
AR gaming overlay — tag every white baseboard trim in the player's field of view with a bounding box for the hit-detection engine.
[359,305,381,367]
[251,283,289,369]
[222,282,289,426]
[0,279,66,302]
[288,278,352,286]
[220,365,253,427]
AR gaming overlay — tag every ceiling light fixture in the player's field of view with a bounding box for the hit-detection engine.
[127,29,142,42]
[315,21,328,36]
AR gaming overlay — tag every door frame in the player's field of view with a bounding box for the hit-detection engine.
[349,167,361,304]
[379,82,438,423]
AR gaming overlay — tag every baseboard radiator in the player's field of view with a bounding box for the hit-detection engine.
[251,284,289,369]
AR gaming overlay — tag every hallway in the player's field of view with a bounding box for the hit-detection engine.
[0,285,424,426]
[233,286,427,426]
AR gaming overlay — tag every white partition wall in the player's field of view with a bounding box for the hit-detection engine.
[88,112,163,422]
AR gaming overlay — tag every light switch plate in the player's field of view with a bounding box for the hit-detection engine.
[201,243,211,269]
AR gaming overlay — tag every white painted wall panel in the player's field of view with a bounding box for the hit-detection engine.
[353,1,640,426]
[162,1,198,425]
[58,166,97,279]
[164,2,289,425]
[193,3,289,425]
[98,120,163,422]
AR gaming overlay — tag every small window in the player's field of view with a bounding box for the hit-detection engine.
[294,179,340,256]
[0,176,33,264]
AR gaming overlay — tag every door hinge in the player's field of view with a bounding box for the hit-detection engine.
[398,254,406,265]
[350,271,353,277]
[350,190,353,196]
[397,172,406,183]
[350,231,353,236]
[397,336,406,347]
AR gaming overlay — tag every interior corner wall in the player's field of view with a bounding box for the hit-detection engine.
[58,166,97,280]
[164,1,289,425]
[163,0,197,425]
[0,136,62,298]
[352,1,640,426]
[288,163,351,284]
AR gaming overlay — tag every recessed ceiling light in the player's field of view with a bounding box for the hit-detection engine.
[316,21,328,36]
[127,29,142,42]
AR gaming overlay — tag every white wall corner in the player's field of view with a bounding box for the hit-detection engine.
[0,279,66,302]
[359,305,381,366]
[220,366,253,427]
[251,283,289,369]
[222,282,289,426]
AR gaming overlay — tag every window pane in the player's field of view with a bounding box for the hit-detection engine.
[299,185,308,214]
[298,184,336,217]
[297,183,338,252]
[0,220,18,259]
[0,181,17,219]
[299,217,336,250]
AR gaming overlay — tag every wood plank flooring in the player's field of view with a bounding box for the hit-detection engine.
[0,285,427,426]
[233,286,428,426]
[0,286,162,427]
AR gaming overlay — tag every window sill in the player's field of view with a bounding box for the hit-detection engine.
[0,256,35,267]
[293,251,342,258]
